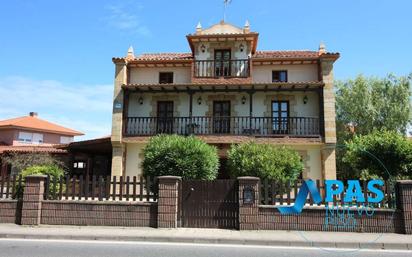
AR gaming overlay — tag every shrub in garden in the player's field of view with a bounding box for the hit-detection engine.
[343,130,412,179]
[142,135,219,180]
[15,165,65,198]
[227,142,304,183]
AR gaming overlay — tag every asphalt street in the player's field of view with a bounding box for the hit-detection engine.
[0,239,411,257]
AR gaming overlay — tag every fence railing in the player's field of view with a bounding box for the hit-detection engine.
[125,116,320,137]
[260,179,395,209]
[194,59,250,78]
[44,176,158,202]
[0,175,23,200]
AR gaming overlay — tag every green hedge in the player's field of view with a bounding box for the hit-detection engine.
[142,135,219,180]
[227,142,304,183]
[15,165,65,198]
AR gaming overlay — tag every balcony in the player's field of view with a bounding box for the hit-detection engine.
[125,116,320,137]
[194,59,250,78]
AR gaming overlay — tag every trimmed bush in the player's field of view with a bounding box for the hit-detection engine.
[343,130,412,179]
[142,135,219,180]
[227,142,304,183]
[16,165,65,198]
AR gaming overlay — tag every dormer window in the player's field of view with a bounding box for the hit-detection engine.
[272,70,288,82]
[159,72,173,84]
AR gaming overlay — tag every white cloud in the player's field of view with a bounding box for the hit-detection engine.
[104,3,151,37]
[0,76,113,141]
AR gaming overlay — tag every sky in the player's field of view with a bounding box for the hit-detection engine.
[0,0,411,140]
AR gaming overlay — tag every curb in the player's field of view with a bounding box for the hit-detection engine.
[0,233,411,250]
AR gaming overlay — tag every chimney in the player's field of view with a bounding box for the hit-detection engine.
[29,112,38,117]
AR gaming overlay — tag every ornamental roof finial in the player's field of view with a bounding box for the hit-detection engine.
[196,22,202,34]
[127,45,134,59]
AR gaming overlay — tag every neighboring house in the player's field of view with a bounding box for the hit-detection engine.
[0,112,84,176]
[111,21,339,181]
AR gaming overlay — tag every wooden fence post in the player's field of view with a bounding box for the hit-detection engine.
[21,175,47,225]
[157,176,181,228]
[238,176,260,230]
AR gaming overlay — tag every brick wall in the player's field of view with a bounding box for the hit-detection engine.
[41,201,157,227]
[258,206,403,233]
[0,200,20,224]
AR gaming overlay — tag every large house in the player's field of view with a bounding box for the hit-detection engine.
[110,21,339,181]
[0,112,84,176]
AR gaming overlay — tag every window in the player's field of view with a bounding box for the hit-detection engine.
[159,72,173,84]
[272,101,289,133]
[73,161,86,169]
[60,136,73,144]
[272,70,288,82]
[18,132,43,144]
[18,132,32,142]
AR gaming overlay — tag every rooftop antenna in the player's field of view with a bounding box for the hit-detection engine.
[223,0,231,21]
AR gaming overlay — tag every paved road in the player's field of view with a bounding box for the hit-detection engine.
[0,239,410,257]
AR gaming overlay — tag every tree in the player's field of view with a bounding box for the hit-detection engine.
[227,142,304,183]
[342,130,412,180]
[336,73,411,136]
[335,73,412,179]
[142,135,219,180]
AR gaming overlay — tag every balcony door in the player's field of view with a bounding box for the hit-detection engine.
[215,49,231,77]
[213,101,231,134]
[272,101,289,134]
[157,101,174,134]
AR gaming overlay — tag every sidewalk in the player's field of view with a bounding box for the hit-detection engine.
[0,224,411,250]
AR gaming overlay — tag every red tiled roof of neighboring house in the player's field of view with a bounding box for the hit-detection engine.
[0,115,84,136]
[0,145,67,154]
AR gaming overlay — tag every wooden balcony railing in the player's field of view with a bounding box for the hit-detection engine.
[194,59,250,78]
[125,116,320,137]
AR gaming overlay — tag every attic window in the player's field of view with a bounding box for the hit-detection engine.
[159,72,174,84]
[272,70,288,82]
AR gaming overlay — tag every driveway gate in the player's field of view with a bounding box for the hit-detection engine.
[181,179,239,229]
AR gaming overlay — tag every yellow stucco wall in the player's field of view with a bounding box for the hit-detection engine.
[125,143,144,177]
[123,142,324,181]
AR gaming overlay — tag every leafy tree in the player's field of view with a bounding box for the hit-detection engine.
[335,73,411,179]
[142,135,219,180]
[342,130,412,180]
[227,142,304,183]
[336,73,411,136]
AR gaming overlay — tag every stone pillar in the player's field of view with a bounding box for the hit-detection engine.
[157,176,181,228]
[321,146,337,180]
[238,176,260,230]
[396,181,412,234]
[320,59,337,144]
[111,60,128,177]
[21,175,47,225]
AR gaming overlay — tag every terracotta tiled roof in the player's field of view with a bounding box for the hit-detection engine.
[0,145,67,154]
[113,50,339,62]
[253,50,320,59]
[0,116,84,136]
[135,53,193,61]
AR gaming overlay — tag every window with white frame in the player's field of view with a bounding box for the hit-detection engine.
[60,136,73,144]
[18,132,43,144]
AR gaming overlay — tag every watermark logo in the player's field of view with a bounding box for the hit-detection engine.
[277,179,385,229]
